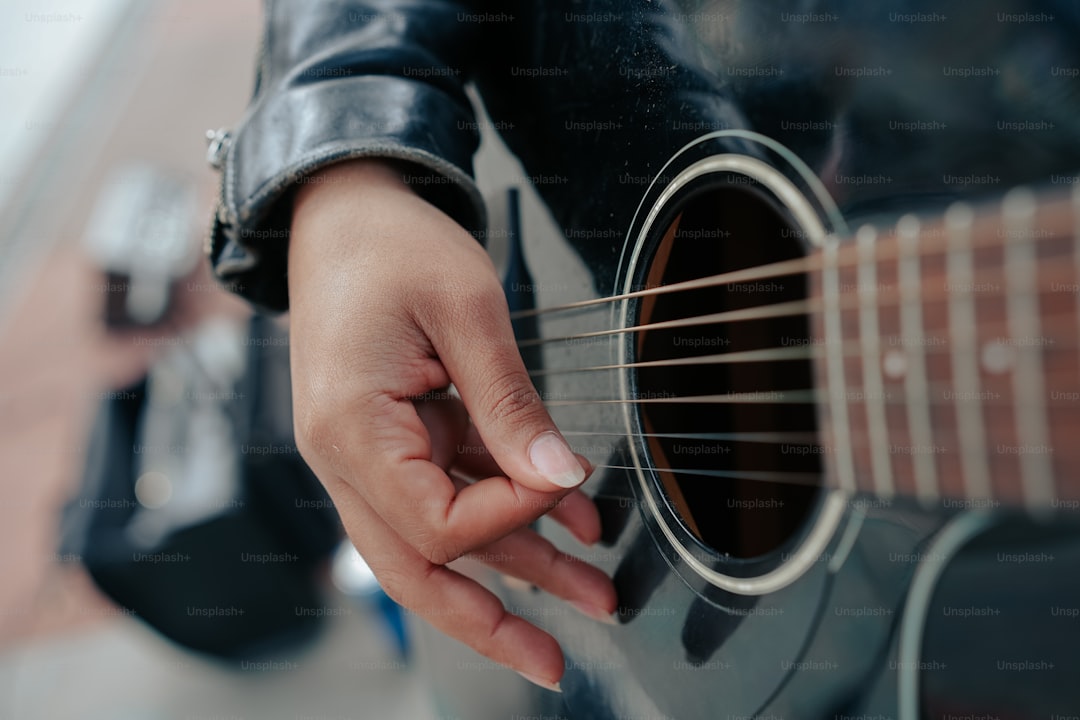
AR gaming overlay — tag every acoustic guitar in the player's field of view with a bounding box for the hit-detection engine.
[417,131,1080,720]
[394,5,1080,716]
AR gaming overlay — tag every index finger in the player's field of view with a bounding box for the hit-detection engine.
[329,389,581,565]
[325,474,566,690]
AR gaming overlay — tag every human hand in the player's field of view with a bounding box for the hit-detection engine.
[287,159,617,690]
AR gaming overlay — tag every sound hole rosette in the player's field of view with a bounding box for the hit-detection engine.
[616,134,850,595]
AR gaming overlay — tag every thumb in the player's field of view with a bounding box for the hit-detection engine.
[423,285,586,493]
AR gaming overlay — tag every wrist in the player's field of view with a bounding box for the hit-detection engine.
[293,157,411,210]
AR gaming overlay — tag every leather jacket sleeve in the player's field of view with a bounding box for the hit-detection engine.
[207,0,489,311]
[207,0,753,311]
[207,0,1080,313]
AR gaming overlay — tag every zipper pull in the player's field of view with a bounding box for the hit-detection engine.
[204,128,232,171]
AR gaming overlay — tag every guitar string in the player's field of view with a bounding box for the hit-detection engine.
[508,217,1077,322]
[516,299,814,349]
[538,391,1072,482]
[519,299,1080,378]
[537,379,1080,407]
[513,263,1080,349]
[586,465,823,488]
[504,205,1075,492]
[527,327,1080,378]
[553,434,1043,491]
[557,425,1032,452]
[527,345,816,376]
[543,391,821,406]
[508,256,816,320]
[560,430,820,443]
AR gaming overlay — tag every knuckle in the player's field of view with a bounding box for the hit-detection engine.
[370,566,410,606]
[452,283,511,335]
[540,539,564,572]
[422,275,503,329]
[416,535,461,567]
[291,383,393,471]
[292,407,335,466]
[290,375,344,461]
[455,277,506,312]
[481,369,543,426]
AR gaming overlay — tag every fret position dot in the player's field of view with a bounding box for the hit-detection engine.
[981,340,1015,374]
[883,349,907,379]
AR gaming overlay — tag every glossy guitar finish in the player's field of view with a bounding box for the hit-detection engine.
[416,2,1080,718]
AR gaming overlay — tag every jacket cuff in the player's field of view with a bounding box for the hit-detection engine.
[209,76,486,313]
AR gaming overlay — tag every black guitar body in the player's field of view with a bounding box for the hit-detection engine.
[417,2,1080,718]
[421,168,1080,717]
[526,484,1080,720]
[420,195,1080,716]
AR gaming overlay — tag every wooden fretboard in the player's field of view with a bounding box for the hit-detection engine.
[811,185,1080,510]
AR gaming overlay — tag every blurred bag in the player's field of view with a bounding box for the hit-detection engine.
[61,315,341,663]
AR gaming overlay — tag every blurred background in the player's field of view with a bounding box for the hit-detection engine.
[0,1,444,717]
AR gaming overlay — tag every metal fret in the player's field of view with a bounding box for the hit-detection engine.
[822,236,856,493]
[1003,188,1054,509]
[1074,185,1080,411]
[944,203,993,501]
[856,225,894,497]
[897,215,939,504]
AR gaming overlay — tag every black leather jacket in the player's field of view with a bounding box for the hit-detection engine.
[209,0,1080,312]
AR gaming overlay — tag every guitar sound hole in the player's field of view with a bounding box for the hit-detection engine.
[635,182,822,561]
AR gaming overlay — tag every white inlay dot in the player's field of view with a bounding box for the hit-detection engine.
[981,340,1016,374]
[883,349,908,379]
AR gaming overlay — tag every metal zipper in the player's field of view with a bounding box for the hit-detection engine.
[204,127,232,171]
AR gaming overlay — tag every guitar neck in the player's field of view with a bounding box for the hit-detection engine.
[811,186,1080,511]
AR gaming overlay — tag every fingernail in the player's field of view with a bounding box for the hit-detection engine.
[498,575,533,592]
[571,601,618,625]
[516,670,562,693]
[529,432,586,489]
[571,529,599,547]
